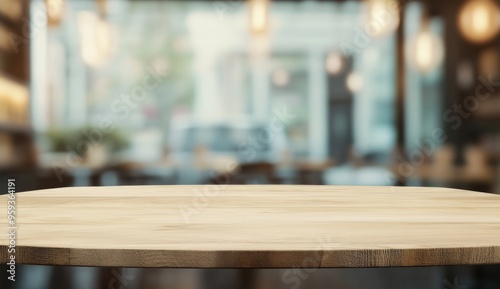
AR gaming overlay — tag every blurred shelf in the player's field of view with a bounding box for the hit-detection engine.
[0,122,32,135]
[472,97,500,121]
[0,0,24,28]
[472,115,500,122]
[0,163,31,172]
[0,46,12,56]
[0,13,17,29]
[0,24,14,54]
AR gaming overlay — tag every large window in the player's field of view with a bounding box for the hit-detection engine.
[32,0,400,163]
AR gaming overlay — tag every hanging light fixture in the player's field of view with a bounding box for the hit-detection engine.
[46,0,64,27]
[458,0,500,44]
[78,0,116,67]
[326,51,345,75]
[78,12,105,67]
[346,72,363,93]
[249,0,269,35]
[408,21,444,74]
[365,0,400,38]
[78,15,115,68]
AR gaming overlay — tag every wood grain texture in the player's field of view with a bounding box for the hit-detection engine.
[1,185,500,268]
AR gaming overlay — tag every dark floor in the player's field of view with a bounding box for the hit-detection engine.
[1,265,499,289]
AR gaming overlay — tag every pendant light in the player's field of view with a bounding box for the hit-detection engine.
[408,19,444,74]
[79,0,115,68]
[458,0,500,44]
[365,0,400,38]
[326,51,345,75]
[249,0,269,35]
[46,0,64,27]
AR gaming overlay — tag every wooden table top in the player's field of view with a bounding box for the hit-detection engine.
[1,185,500,268]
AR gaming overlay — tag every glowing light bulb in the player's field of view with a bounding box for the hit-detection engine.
[346,72,363,93]
[249,0,269,35]
[326,52,344,75]
[365,0,400,38]
[458,0,500,43]
[78,12,116,68]
[46,0,64,26]
[409,28,444,74]
[472,4,489,32]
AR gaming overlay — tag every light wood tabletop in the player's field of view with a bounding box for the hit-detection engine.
[1,185,500,268]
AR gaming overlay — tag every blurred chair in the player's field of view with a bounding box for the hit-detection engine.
[210,162,281,184]
[99,162,177,186]
[431,145,455,171]
[462,145,494,192]
[464,145,490,178]
[295,159,335,184]
[240,162,285,184]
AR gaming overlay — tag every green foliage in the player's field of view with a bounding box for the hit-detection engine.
[45,127,129,156]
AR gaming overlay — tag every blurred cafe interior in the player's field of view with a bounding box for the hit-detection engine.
[1,0,500,193]
[1,0,500,288]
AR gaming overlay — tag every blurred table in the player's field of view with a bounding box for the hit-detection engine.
[277,159,335,184]
[392,163,495,185]
[1,185,500,267]
[36,152,241,186]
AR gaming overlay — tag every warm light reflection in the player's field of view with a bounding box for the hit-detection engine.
[0,24,11,51]
[365,0,400,38]
[409,28,444,74]
[96,20,112,54]
[46,0,64,26]
[0,77,29,125]
[415,33,434,70]
[346,72,363,93]
[478,48,499,76]
[326,51,344,75]
[458,0,500,43]
[272,69,290,87]
[78,12,115,68]
[249,0,269,35]
[472,4,489,32]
